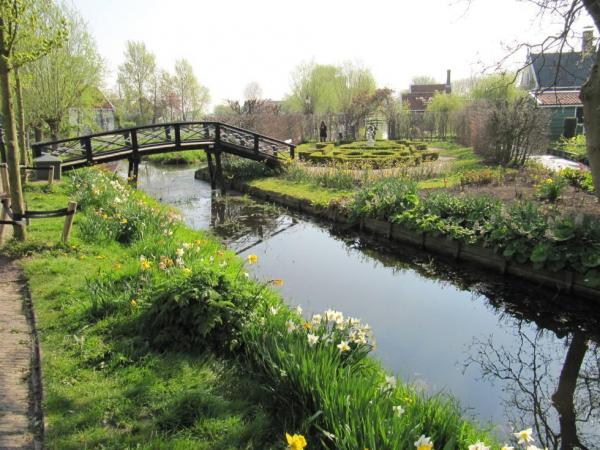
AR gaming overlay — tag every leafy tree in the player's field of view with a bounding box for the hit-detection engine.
[469,73,525,104]
[117,41,156,125]
[24,1,103,141]
[0,0,66,241]
[173,58,209,121]
[411,75,437,85]
[426,92,465,139]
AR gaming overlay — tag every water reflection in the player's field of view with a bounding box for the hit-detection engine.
[127,162,600,442]
[467,329,599,450]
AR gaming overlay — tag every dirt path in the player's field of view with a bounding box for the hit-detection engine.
[0,257,41,450]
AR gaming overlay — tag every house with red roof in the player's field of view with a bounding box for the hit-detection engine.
[520,28,597,140]
[402,70,452,112]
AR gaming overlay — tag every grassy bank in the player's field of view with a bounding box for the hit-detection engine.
[5,169,511,449]
[146,149,207,165]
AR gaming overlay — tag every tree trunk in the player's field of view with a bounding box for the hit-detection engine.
[581,50,600,199]
[551,332,588,450]
[14,67,28,166]
[0,56,27,240]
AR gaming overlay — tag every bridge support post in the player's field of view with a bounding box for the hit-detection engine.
[206,152,216,190]
[127,157,139,187]
[214,151,226,195]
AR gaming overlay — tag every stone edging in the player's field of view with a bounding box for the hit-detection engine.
[195,169,600,301]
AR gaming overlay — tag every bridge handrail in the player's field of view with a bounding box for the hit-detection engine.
[31,121,295,151]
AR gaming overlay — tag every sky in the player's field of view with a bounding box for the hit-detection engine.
[72,0,596,109]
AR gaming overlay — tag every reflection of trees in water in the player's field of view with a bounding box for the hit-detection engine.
[209,192,288,245]
[466,326,599,450]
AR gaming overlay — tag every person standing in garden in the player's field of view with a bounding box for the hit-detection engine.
[319,121,327,142]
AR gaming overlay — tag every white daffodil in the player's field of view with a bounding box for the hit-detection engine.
[514,428,534,445]
[307,333,319,346]
[182,242,192,249]
[176,248,185,257]
[269,306,279,315]
[286,320,297,333]
[295,305,302,315]
[337,340,351,353]
[501,446,514,450]
[311,314,322,325]
[414,435,433,450]
[468,442,490,450]
[393,405,405,417]
[385,375,397,390]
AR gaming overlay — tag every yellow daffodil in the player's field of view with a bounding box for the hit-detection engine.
[303,322,312,330]
[139,256,151,271]
[247,254,258,264]
[182,267,192,275]
[130,299,137,307]
[271,279,284,287]
[285,433,307,450]
[501,446,514,450]
[120,218,128,224]
[414,435,433,450]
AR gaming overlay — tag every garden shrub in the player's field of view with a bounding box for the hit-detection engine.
[140,261,259,351]
[560,167,594,193]
[350,178,419,221]
[535,176,566,203]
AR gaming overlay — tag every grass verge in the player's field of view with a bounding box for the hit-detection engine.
[4,170,506,449]
[146,150,207,165]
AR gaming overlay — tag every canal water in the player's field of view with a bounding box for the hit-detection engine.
[132,162,600,447]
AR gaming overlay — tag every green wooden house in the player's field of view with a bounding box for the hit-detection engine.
[519,28,596,140]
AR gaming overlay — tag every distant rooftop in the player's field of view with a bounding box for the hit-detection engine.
[529,51,595,89]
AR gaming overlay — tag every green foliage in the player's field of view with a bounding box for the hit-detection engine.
[141,266,259,351]
[560,167,594,193]
[147,150,207,165]
[347,178,600,277]
[241,308,493,450]
[469,73,526,104]
[557,134,587,159]
[350,178,419,221]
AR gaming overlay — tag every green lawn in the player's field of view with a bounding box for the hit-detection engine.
[248,177,352,206]
[12,182,279,450]
[146,150,207,165]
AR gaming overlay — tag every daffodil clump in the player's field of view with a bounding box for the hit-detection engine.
[71,168,180,243]
[241,300,495,449]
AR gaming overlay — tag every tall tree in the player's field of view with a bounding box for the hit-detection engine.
[411,75,437,85]
[117,41,156,125]
[24,1,103,141]
[173,58,209,121]
[0,0,66,241]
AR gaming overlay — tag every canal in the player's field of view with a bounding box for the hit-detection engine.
[132,162,600,447]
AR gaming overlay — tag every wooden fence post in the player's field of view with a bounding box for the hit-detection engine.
[0,195,10,244]
[47,166,54,186]
[0,163,9,194]
[61,201,77,243]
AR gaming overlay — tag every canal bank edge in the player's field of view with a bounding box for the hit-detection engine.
[195,168,599,302]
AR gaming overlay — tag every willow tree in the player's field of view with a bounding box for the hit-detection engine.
[117,41,156,125]
[173,59,209,121]
[0,0,66,240]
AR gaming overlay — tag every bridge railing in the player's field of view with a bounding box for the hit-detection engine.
[31,121,295,164]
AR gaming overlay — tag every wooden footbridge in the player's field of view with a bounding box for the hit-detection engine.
[30,122,295,189]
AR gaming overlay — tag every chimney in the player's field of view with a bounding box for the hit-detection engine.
[582,27,595,54]
[446,69,452,93]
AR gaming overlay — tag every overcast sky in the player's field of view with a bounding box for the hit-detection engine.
[72,0,595,108]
